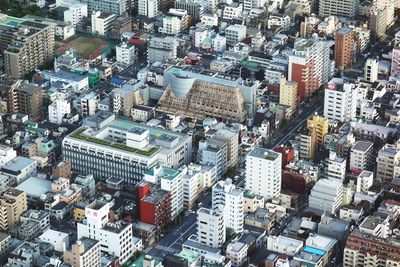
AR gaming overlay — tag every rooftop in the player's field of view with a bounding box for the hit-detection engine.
[352,141,373,152]
[15,177,51,198]
[248,147,280,161]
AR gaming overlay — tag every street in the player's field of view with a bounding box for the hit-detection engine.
[265,96,324,149]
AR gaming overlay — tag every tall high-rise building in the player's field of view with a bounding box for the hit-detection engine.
[3,21,55,79]
[325,151,346,181]
[147,36,177,64]
[77,201,134,264]
[138,0,159,18]
[174,0,204,22]
[370,9,387,41]
[364,58,379,82]
[197,208,226,248]
[334,27,355,70]
[288,37,331,100]
[323,78,356,123]
[245,148,281,200]
[279,76,297,116]
[80,0,129,15]
[319,0,359,17]
[212,179,244,234]
[350,141,373,171]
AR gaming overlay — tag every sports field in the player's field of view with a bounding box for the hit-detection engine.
[56,36,111,59]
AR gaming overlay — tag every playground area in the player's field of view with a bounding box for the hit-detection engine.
[56,35,115,59]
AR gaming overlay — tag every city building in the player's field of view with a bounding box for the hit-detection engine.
[144,165,184,219]
[147,36,178,64]
[8,81,43,121]
[0,188,28,230]
[159,66,258,122]
[334,27,355,70]
[138,0,159,18]
[364,58,379,82]
[80,0,128,15]
[62,112,192,186]
[212,179,244,234]
[319,0,359,17]
[64,238,101,267]
[245,148,282,200]
[306,115,328,145]
[323,78,356,122]
[226,241,248,266]
[288,38,331,100]
[299,127,317,160]
[77,200,134,264]
[309,178,343,214]
[349,141,373,171]
[344,229,400,266]
[267,235,304,256]
[3,16,55,79]
[279,76,297,117]
[56,2,88,28]
[138,181,172,228]
[91,11,116,36]
[116,42,136,66]
[197,207,226,248]
[376,144,400,180]
[325,151,346,181]
[224,24,247,46]
[48,99,71,124]
[174,0,204,22]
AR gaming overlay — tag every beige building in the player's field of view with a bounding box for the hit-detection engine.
[4,21,55,79]
[0,188,28,230]
[64,238,101,267]
[279,76,297,117]
[243,190,265,213]
[376,144,400,180]
[307,115,328,145]
[7,81,43,120]
[299,128,317,160]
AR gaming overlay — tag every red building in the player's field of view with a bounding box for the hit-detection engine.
[137,182,172,228]
[274,145,295,168]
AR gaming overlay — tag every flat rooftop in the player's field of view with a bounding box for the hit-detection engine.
[352,141,373,152]
[15,177,51,198]
[248,147,279,161]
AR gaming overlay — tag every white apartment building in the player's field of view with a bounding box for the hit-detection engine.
[116,42,136,66]
[0,145,17,166]
[267,235,304,256]
[59,2,88,28]
[225,24,247,46]
[245,148,281,200]
[212,179,244,234]
[138,0,158,18]
[48,99,71,124]
[197,208,226,248]
[309,178,343,214]
[144,165,184,219]
[325,151,346,181]
[1,156,37,184]
[350,141,373,171]
[80,92,98,116]
[182,168,201,209]
[226,241,248,266]
[324,78,356,122]
[243,0,266,11]
[188,163,217,189]
[91,11,116,36]
[193,27,208,48]
[376,144,400,180]
[161,15,182,35]
[268,15,291,31]
[200,13,218,27]
[212,35,226,52]
[223,3,243,19]
[319,0,359,17]
[147,36,178,64]
[77,201,134,264]
[364,58,379,82]
[356,170,374,194]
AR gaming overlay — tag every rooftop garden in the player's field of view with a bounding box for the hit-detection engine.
[70,128,158,156]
